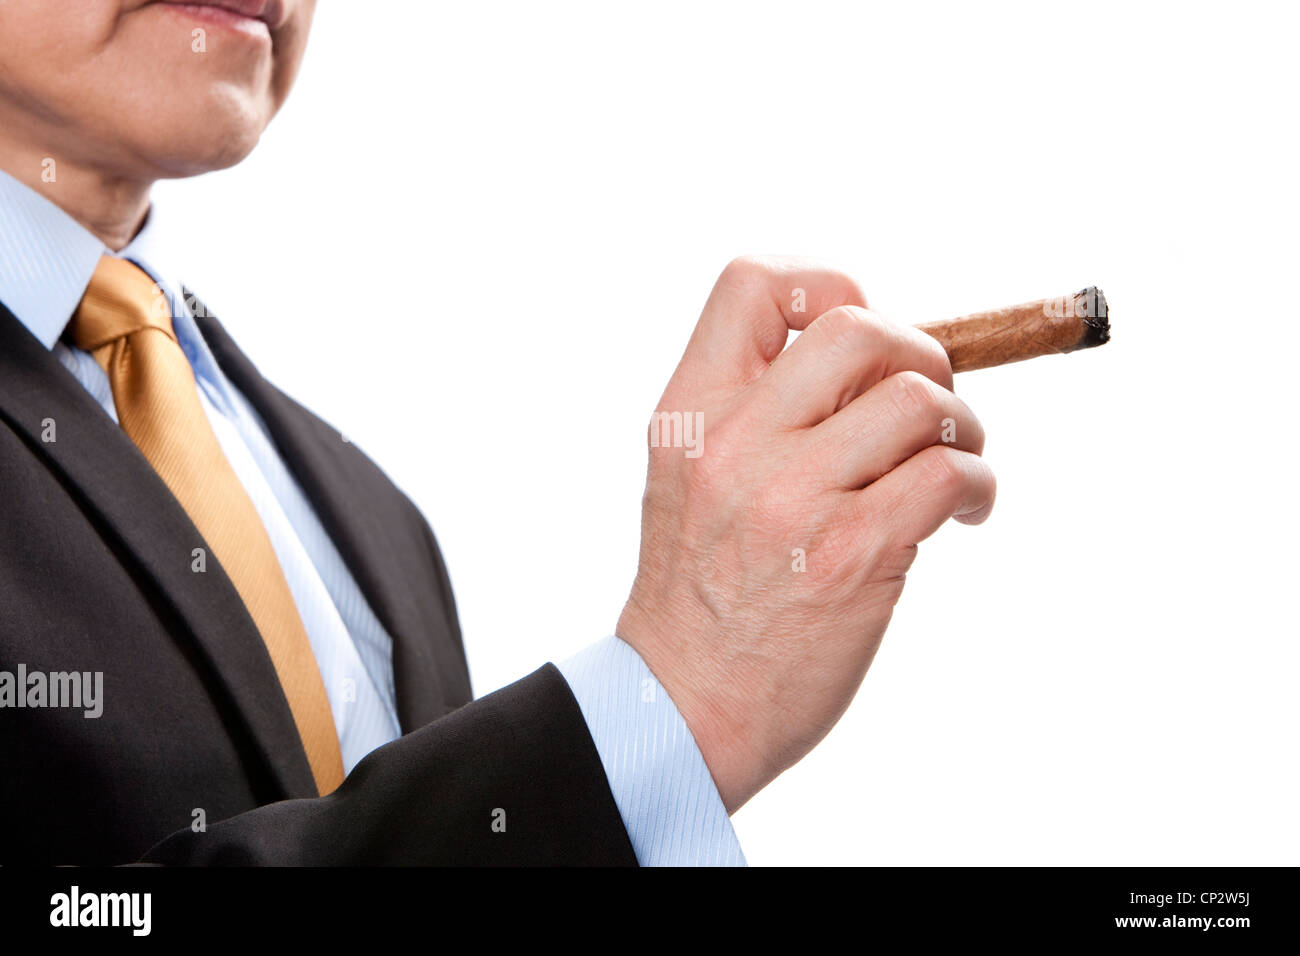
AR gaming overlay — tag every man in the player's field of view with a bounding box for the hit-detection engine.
[0,1,995,865]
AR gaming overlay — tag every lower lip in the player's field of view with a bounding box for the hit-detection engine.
[157,3,272,41]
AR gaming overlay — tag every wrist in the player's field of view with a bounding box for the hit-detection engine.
[615,596,767,814]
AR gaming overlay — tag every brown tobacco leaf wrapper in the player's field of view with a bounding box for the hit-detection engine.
[916,287,1110,373]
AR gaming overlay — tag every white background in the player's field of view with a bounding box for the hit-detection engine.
[155,1,1299,864]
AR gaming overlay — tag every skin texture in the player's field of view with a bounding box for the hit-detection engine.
[0,0,316,249]
[0,5,996,820]
[615,257,995,813]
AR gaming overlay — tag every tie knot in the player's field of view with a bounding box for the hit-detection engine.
[71,255,176,353]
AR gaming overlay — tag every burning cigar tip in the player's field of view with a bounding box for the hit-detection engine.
[1076,286,1111,350]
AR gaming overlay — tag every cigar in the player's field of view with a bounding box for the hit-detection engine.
[916,287,1110,373]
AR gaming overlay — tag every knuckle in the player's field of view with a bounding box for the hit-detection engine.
[718,255,775,289]
[815,304,878,350]
[888,369,943,423]
[918,447,966,495]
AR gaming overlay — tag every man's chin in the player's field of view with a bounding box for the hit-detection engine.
[147,132,263,179]
[128,92,271,179]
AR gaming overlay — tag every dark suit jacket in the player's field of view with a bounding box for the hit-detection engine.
[0,298,637,865]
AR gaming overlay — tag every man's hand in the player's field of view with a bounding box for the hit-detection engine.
[616,256,996,814]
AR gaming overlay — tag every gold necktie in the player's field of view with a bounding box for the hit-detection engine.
[71,255,345,795]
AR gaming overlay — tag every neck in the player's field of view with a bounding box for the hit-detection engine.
[0,138,152,252]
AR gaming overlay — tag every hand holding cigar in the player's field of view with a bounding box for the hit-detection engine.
[917,287,1110,373]
[620,259,1108,816]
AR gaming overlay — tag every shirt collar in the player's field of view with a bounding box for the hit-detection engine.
[0,167,110,349]
[0,166,185,341]
[0,166,235,412]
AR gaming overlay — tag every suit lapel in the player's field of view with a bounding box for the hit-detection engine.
[192,300,449,732]
[0,303,318,799]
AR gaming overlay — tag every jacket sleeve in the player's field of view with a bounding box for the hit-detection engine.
[141,665,638,866]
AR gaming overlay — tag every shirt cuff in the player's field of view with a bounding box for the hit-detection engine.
[555,635,747,866]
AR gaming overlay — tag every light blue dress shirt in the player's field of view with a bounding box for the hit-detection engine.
[0,168,744,865]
